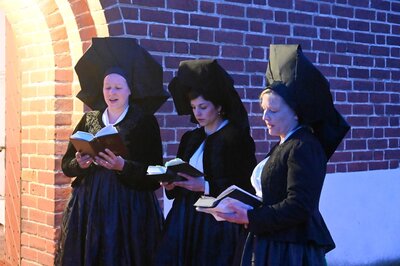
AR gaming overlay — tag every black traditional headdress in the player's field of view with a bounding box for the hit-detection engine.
[169,59,250,131]
[266,44,350,159]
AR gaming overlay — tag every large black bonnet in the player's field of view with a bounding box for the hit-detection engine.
[169,59,250,131]
[75,37,169,114]
[266,44,350,159]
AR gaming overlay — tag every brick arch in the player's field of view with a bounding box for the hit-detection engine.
[0,0,108,264]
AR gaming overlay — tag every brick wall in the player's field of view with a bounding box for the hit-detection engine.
[0,0,398,265]
[101,0,400,173]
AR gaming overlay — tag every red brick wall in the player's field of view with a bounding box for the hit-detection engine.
[0,1,398,265]
[101,0,400,173]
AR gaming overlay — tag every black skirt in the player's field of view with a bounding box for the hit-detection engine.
[56,168,163,266]
[155,192,247,266]
[241,234,327,266]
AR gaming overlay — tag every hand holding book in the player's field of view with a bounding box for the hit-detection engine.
[194,185,262,222]
[196,197,254,222]
[147,158,203,183]
[69,125,128,158]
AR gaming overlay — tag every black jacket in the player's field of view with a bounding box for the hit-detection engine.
[62,106,163,191]
[168,122,256,198]
[247,127,335,252]
[156,122,257,266]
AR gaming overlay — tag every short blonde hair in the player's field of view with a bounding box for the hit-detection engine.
[259,87,274,106]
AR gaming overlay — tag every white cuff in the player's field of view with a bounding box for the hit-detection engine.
[204,180,210,195]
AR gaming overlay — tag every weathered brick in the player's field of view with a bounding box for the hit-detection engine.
[293,26,317,38]
[247,8,273,19]
[295,1,318,12]
[200,1,215,13]
[217,4,244,17]
[190,14,219,28]
[121,7,138,20]
[269,0,293,9]
[189,43,219,56]
[141,9,172,23]
[168,26,198,40]
[222,18,249,31]
[215,31,243,45]
[221,45,250,58]
[167,0,196,11]
[355,33,375,44]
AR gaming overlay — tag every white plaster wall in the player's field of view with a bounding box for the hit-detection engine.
[321,168,400,266]
[162,168,400,265]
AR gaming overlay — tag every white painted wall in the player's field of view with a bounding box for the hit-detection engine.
[321,168,400,266]
[163,168,400,265]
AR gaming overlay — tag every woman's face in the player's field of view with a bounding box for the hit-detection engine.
[103,73,131,110]
[260,92,298,141]
[190,96,222,133]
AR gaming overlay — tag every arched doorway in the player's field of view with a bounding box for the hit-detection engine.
[0,0,108,264]
[0,9,5,226]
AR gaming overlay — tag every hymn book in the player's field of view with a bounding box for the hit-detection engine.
[146,158,203,183]
[194,185,262,221]
[69,125,128,158]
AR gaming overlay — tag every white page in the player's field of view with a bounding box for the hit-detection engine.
[70,131,94,141]
[95,125,118,137]
[147,165,167,174]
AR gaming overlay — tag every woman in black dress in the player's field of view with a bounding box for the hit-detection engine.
[217,45,350,265]
[155,60,257,266]
[57,69,164,266]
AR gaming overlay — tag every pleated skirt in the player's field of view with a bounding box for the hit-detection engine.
[241,234,327,266]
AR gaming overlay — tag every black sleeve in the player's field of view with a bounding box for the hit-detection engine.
[207,128,257,196]
[116,114,163,191]
[164,130,193,199]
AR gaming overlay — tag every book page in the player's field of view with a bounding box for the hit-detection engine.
[194,196,217,208]
[147,165,167,175]
[196,197,254,221]
[216,185,259,201]
[164,158,185,167]
[70,131,94,142]
[95,125,118,138]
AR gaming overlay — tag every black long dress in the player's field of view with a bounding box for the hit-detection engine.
[155,123,257,266]
[57,106,164,266]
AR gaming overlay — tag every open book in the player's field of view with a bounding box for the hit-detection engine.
[146,158,203,183]
[194,185,262,221]
[69,125,128,158]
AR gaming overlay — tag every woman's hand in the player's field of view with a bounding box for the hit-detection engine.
[173,173,205,192]
[95,149,125,171]
[215,198,251,225]
[75,152,94,169]
[160,182,175,191]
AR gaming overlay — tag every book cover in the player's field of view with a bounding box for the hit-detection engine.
[194,185,262,209]
[194,185,262,221]
[69,125,128,158]
[195,197,256,221]
[146,158,203,183]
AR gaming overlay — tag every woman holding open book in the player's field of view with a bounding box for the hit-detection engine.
[155,60,257,266]
[57,38,167,266]
[217,45,350,265]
